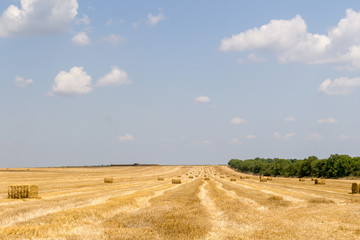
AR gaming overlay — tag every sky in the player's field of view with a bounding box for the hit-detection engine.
[1,0,360,167]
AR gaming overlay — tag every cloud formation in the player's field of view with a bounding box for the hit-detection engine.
[273,132,295,140]
[48,66,92,96]
[72,32,91,46]
[104,34,125,46]
[118,134,134,142]
[308,132,324,140]
[230,117,246,125]
[318,77,360,95]
[194,96,210,103]
[317,117,337,124]
[0,0,78,37]
[14,75,33,87]
[147,9,165,26]
[133,9,165,28]
[284,117,295,122]
[220,9,360,69]
[229,138,242,144]
[246,134,256,139]
[96,66,131,87]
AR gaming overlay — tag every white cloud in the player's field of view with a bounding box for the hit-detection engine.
[118,134,134,142]
[273,132,295,140]
[317,117,337,124]
[75,14,90,25]
[229,138,242,144]
[338,134,350,140]
[0,0,78,37]
[194,96,210,103]
[308,132,324,140]
[104,34,125,46]
[133,9,165,28]
[147,9,165,26]
[48,66,92,96]
[14,75,33,87]
[284,116,295,122]
[220,9,360,69]
[246,134,256,140]
[96,66,131,87]
[198,140,213,145]
[230,117,246,125]
[72,32,91,46]
[318,77,360,95]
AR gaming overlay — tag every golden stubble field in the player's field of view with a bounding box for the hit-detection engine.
[1,165,360,240]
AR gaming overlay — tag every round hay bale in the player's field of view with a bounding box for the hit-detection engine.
[260,178,267,182]
[204,177,210,180]
[189,176,194,179]
[299,178,305,182]
[104,177,113,183]
[157,177,164,181]
[352,183,359,194]
[314,179,325,185]
[230,178,236,181]
[267,177,272,181]
[172,178,181,184]
[220,176,225,178]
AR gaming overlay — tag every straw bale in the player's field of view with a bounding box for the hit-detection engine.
[104,177,113,183]
[314,179,325,185]
[204,177,210,180]
[8,185,38,199]
[220,176,224,178]
[267,177,272,181]
[352,183,359,194]
[195,175,199,177]
[245,176,249,179]
[230,178,236,181]
[240,176,245,179]
[172,178,181,184]
[189,176,193,179]
[260,178,267,182]
[299,178,305,182]
[158,177,164,181]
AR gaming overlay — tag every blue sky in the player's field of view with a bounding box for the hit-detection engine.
[1,0,360,167]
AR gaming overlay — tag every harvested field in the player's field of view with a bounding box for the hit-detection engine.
[1,165,360,239]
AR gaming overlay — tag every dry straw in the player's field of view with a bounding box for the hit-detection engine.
[172,178,181,184]
[352,183,359,194]
[315,179,325,185]
[8,185,38,199]
[299,178,305,182]
[104,177,113,183]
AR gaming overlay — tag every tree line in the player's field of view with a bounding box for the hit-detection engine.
[228,154,360,178]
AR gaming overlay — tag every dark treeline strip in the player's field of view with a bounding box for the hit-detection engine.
[228,154,360,178]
